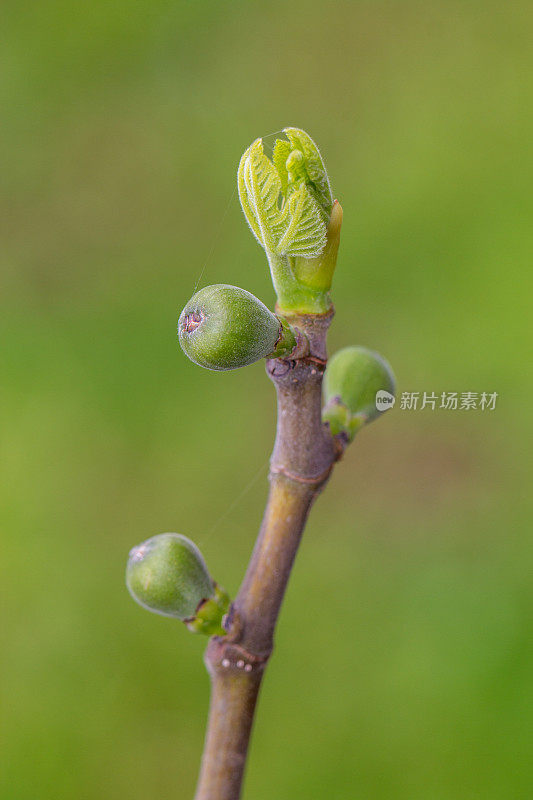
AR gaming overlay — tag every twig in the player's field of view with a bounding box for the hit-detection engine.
[194,310,342,800]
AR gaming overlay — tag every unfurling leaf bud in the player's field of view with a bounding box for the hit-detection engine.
[238,129,339,314]
[323,346,395,441]
[178,284,296,371]
[126,533,230,635]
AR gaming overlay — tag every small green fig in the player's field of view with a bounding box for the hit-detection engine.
[126,533,230,635]
[323,346,395,440]
[178,284,296,371]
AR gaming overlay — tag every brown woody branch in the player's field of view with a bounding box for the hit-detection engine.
[193,309,345,800]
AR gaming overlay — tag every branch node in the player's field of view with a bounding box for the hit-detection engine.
[269,463,333,486]
[205,636,271,677]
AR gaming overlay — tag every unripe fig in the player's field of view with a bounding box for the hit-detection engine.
[323,346,395,440]
[178,284,296,371]
[126,533,230,635]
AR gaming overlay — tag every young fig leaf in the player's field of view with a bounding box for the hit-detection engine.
[276,183,327,259]
[237,137,328,262]
[238,139,283,255]
[283,126,334,218]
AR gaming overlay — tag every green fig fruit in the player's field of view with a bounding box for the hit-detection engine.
[178,284,296,371]
[126,533,230,635]
[323,346,395,440]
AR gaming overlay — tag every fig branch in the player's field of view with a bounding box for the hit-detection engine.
[194,309,337,800]
[125,128,395,800]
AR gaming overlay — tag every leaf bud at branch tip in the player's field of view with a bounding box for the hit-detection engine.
[238,127,339,314]
[323,346,395,442]
[125,533,230,636]
[178,284,296,371]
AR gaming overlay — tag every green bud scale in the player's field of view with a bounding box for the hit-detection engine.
[178,284,296,371]
[323,346,395,441]
[126,533,230,636]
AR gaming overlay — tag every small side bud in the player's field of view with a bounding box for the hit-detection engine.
[126,533,230,636]
[178,284,296,371]
[323,346,395,441]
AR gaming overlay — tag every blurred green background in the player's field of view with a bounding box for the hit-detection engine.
[1,1,532,798]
